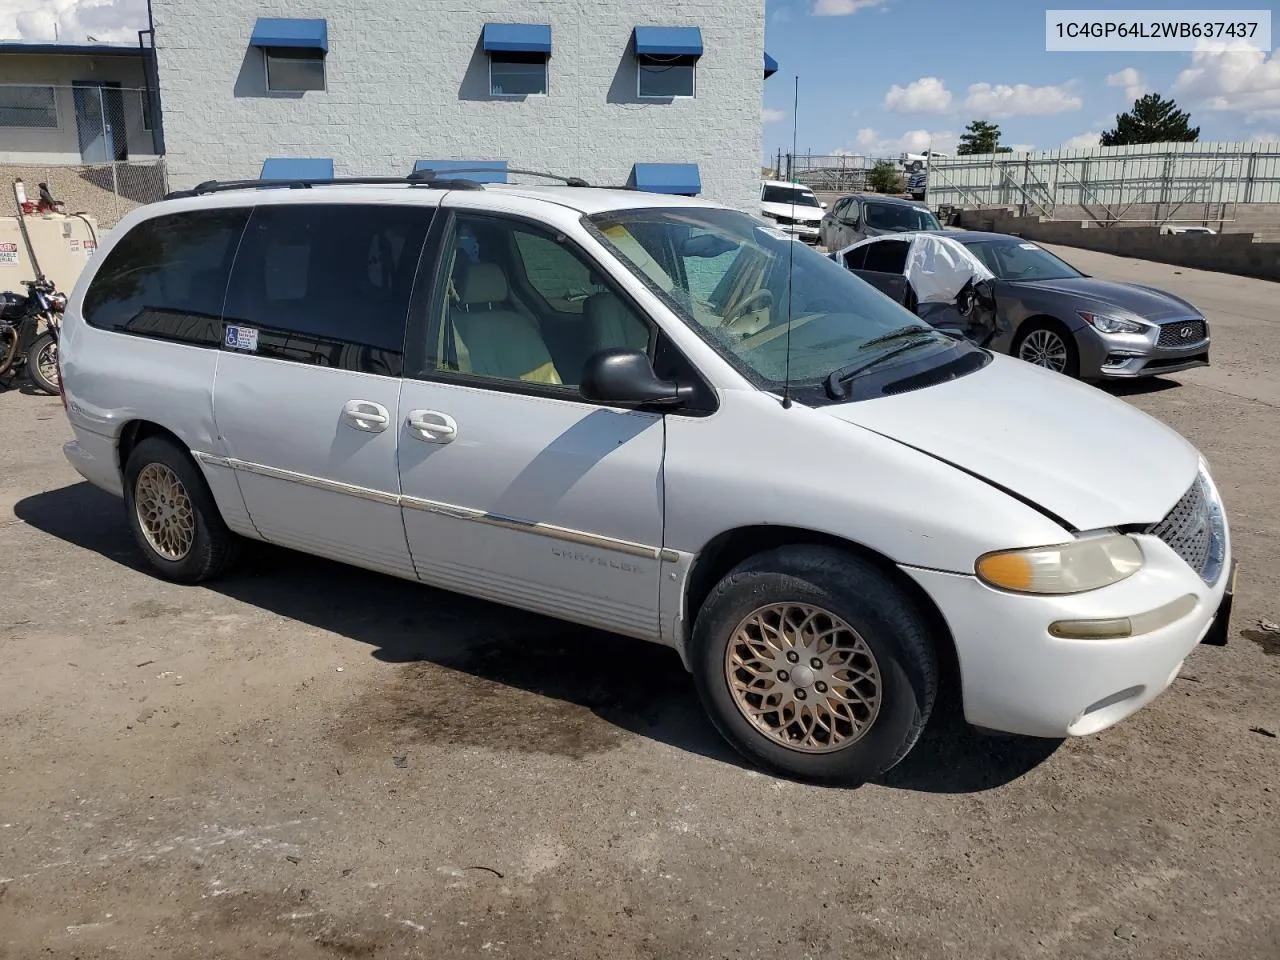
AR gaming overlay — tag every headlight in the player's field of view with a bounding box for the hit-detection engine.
[976,534,1144,595]
[1079,311,1147,335]
[49,292,67,313]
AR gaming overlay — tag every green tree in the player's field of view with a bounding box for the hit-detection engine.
[867,161,902,193]
[1101,93,1200,145]
[957,120,1008,155]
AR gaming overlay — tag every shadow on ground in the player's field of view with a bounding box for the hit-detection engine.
[16,481,1060,793]
[1101,376,1183,398]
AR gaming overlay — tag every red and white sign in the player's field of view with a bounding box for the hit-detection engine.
[0,241,19,266]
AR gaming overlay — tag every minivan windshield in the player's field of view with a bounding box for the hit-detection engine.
[863,202,941,232]
[762,185,821,207]
[590,207,966,400]
[961,238,1084,281]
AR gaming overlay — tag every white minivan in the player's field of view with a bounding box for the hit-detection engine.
[58,177,1234,785]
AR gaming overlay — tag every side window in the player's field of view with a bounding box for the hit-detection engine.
[424,214,652,390]
[511,232,605,315]
[830,198,849,219]
[844,201,861,223]
[222,204,432,375]
[861,239,910,274]
[82,208,249,345]
[840,244,869,271]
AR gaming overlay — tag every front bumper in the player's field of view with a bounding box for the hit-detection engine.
[902,533,1232,738]
[1078,325,1211,379]
[774,222,822,243]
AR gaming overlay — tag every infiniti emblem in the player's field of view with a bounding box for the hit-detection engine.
[1179,324,1194,340]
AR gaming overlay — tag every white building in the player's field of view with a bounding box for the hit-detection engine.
[152,1,772,210]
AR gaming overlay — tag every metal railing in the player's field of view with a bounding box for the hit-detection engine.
[923,142,1280,227]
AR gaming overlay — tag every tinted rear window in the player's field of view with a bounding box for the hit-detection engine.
[82,208,249,345]
[862,239,910,274]
[221,204,433,372]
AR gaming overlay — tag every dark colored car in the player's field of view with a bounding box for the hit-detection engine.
[819,194,942,250]
[837,231,1211,380]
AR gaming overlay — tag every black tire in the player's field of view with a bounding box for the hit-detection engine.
[26,331,59,395]
[1012,318,1080,379]
[691,546,938,787]
[123,436,239,583]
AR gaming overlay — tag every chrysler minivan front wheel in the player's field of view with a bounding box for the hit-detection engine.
[691,546,938,786]
[124,436,239,583]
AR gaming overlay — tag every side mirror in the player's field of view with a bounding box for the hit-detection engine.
[580,349,688,408]
[820,201,828,209]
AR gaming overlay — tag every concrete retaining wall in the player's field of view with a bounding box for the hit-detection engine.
[958,207,1280,283]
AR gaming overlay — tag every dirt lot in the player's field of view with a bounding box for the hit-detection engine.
[1,245,1278,960]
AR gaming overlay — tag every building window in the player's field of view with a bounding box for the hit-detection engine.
[490,53,547,96]
[482,23,551,98]
[265,48,326,92]
[637,56,695,98]
[0,85,58,128]
[632,27,702,99]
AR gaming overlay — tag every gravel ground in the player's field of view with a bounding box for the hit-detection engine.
[0,245,1277,960]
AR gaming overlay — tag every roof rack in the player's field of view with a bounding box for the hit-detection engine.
[165,174,487,200]
[163,167,599,201]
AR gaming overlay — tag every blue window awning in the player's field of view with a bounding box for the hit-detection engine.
[482,23,552,55]
[633,27,703,58]
[260,157,333,180]
[413,160,508,184]
[632,162,701,196]
[764,52,778,79]
[250,18,328,52]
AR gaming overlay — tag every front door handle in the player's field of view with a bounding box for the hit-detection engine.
[407,409,458,444]
[342,399,390,433]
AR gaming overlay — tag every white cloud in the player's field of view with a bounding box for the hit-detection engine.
[883,76,952,113]
[1005,143,1036,153]
[963,82,1082,118]
[1173,42,1280,119]
[849,127,958,156]
[1242,130,1280,142]
[813,0,888,15]
[763,107,787,124]
[1106,67,1145,101]
[1062,131,1103,148]
[0,0,148,42]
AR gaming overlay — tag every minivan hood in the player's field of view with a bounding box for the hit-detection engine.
[1015,277,1197,321]
[821,353,1199,531]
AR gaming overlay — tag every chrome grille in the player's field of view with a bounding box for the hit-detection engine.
[1149,477,1217,580]
[1157,319,1206,347]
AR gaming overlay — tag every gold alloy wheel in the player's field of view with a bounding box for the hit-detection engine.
[134,463,196,561]
[724,603,882,754]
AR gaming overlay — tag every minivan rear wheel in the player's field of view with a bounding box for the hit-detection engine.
[691,546,938,786]
[123,436,239,583]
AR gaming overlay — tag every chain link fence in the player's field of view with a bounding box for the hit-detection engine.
[774,154,915,195]
[2,159,168,229]
[2,82,166,227]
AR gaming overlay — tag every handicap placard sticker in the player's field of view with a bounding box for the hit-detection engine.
[224,325,259,351]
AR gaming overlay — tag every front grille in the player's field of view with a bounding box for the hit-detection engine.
[1157,319,1206,347]
[1148,475,1221,581]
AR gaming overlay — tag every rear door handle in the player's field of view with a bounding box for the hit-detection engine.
[342,399,390,433]
[407,409,458,444]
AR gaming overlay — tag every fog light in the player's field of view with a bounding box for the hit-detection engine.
[1048,594,1198,640]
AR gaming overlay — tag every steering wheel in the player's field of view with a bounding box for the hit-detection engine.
[722,288,774,334]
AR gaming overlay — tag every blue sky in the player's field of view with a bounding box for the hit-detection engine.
[763,0,1280,160]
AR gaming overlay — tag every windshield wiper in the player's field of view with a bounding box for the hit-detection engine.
[825,337,939,399]
[859,324,935,350]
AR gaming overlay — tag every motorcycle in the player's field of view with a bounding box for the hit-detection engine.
[0,276,65,396]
